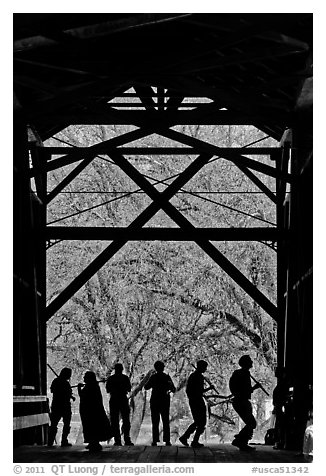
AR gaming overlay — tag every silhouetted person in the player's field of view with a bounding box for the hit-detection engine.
[106,363,133,446]
[48,367,75,447]
[229,355,261,451]
[78,371,112,452]
[179,360,213,448]
[272,366,289,450]
[144,360,176,446]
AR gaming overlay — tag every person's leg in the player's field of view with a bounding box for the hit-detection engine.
[61,407,72,446]
[191,399,206,447]
[150,401,160,444]
[182,422,197,439]
[179,421,196,446]
[161,401,171,444]
[274,410,286,449]
[110,399,121,445]
[48,409,61,446]
[232,400,257,448]
[121,398,133,445]
[179,399,198,445]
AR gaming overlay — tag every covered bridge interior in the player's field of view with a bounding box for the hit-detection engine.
[13,13,312,451]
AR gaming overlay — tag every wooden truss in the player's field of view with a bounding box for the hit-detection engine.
[29,97,291,323]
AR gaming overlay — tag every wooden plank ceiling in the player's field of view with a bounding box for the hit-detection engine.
[14,13,312,140]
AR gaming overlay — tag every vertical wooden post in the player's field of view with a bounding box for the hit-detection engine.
[276,136,291,370]
[28,129,48,397]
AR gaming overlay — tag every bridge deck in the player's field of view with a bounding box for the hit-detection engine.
[13,444,309,464]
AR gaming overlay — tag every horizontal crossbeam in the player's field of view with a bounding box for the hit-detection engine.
[45,226,280,241]
[106,102,219,108]
[37,146,279,157]
[30,147,279,177]
[40,109,293,125]
[159,129,292,182]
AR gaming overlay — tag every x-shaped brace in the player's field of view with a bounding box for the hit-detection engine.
[46,149,277,321]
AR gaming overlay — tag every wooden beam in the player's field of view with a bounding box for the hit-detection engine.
[13,413,49,430]
[276,144,290,367]
[105,101,222,108]
[107,102,217,108]
[14,74,62,96]
[14,14,193,52]
[36,103,243,212]
[160,128,293,183]
[44,126,158,204]
[107,93,214,98]
[38,124,70,142]
[170,44,309,75]
[29,146,279,176]
[39,109,293,126]
[19,77,133,122]
[164,92,185,110]
[40,146,279,156]
[45,155,96,205]
[148,75,291,112]
[107,90,288,111]
[295,76,313,112]
[14,57,96,78]
[234,163,277,204]
[38,146,229,156]
[32,100,275,176]
[29,138,47,203]
[14,395,48,403]
[134,86,157,110]
[46,226,279,241]
[157,87,165,111]
[253,122,283,142]
[37,120,187,176]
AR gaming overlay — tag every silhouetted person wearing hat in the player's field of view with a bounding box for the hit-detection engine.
[78,371,112,452]
[179,360,213,448]
[229,355,261,451]
[144,360,176,446]
[48,367,75,447]
[106,363,133,446]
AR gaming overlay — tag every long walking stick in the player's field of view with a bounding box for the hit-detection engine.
[191,363,233,399]
[71,379,106,389]
[47,363,59,377]
[250,374,269,396]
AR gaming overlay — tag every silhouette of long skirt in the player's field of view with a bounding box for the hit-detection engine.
[79,383,111,443]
